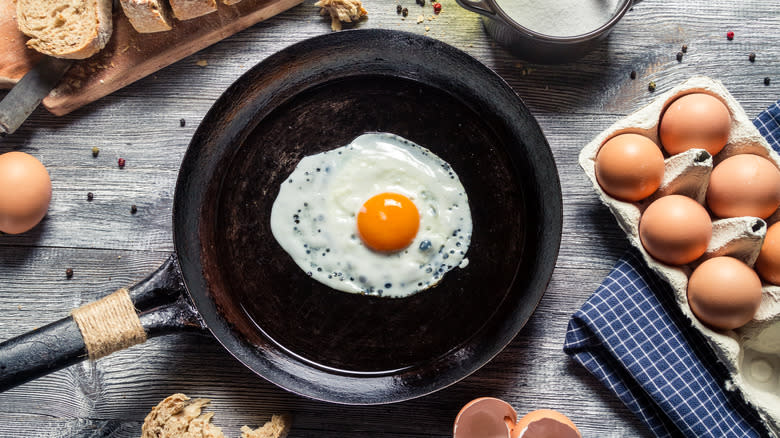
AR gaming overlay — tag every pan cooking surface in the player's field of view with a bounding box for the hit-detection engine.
[213,75,526,373]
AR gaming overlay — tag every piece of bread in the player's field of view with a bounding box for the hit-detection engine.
[16,0,112,59]
[168,0,217,20]
[141,394,292,438]
[119,0,174,33]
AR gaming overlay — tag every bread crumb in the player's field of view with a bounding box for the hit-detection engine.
[141,394,292,438]
[416,15,424,24]
[196,60,208,67]
[314,0,367,31]
[425,26,430,32]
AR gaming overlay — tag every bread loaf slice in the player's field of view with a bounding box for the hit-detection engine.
[119,0,174,33]
[16,0,112,59]
[168,0,217,20]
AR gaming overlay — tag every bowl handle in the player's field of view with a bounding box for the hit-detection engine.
[454,0,497,17]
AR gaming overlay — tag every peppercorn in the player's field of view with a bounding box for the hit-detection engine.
[630,70,636,80]
[131,205,138,214]
[402,7,408,16]
[396,4,402,13]
[648,81,656,92]
[65,268,73,279]
[118,157,126,168]
[749,52,756,62]
[420,0,425,6]
[179,118,186,127]
[676,52,683,62]
[765,77,771,86]
[433,2,441,13]
[87,192,94,201]
[681,44,688,53]
[727,31,734,40]
[91,147,100,158]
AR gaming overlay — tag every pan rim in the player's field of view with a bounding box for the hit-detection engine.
[172,28,563,405]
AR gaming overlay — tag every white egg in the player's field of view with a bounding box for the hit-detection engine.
[270,133,472,298]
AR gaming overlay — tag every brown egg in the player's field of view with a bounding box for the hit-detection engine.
[687,256,762,330]
[659,93,731,156]
[756,222,780,285]
[514,409,581,438]
[0,151,52,234]
[706,154,780,219]
[595,133,665,201]
[453,397,516,438]
[639,195,712,265]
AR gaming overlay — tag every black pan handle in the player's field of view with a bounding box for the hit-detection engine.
[0,254,205,393]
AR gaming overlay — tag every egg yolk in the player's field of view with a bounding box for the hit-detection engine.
[357,192,420,252]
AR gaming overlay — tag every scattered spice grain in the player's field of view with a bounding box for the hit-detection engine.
[749,52,756,62]
[87,192,94,201]
[676,52,683,62]
[726,31,734,40]
[118,158,126,168]
[648,81,656,92]
[131,205,138,214]
[65,268,73,279]
[765,77,771,86]
[180,118,186,127]
[91,147,100,157]
[432,2,441,14]
[396,4,402,13]
[402,7,408,16]
[681,44,688,53]
[630,70,636,79]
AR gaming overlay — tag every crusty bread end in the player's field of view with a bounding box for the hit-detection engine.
[16,0,112,59]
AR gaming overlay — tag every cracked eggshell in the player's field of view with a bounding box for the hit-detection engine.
[579,76,780,434]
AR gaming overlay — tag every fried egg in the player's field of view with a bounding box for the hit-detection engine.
[270,133,472,298]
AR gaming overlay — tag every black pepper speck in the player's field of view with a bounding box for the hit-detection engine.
[65,268,73,279]
[676,52,683,62]
[765,77,771,86]
[749,52,756,62]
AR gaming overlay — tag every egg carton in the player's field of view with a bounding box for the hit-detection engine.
[579,76,780,434]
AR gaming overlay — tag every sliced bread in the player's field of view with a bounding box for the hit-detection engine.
[16,0,112,59]
[119,0,174,33]
[168,0,217,20]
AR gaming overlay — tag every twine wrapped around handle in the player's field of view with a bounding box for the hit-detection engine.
[71,288,147,360]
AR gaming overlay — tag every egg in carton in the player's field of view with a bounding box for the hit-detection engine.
[578,76,780,434]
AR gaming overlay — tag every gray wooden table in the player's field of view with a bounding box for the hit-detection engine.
[1,0,778,436]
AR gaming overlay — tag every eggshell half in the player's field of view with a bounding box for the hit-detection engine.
[453,397,516,438]
[514,410,581,438]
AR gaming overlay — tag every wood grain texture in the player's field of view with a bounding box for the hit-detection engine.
[1,0,779,436]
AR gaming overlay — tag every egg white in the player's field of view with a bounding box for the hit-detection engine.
[270,133,472,298]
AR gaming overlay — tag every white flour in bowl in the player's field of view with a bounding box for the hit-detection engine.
[494,0,622,37]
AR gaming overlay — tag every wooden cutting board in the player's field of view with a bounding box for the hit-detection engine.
[0,0,303,116]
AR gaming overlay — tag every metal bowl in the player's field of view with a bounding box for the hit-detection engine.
[455,0,633,63]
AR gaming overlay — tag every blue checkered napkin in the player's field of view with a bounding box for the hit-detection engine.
[563,100,780,438]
